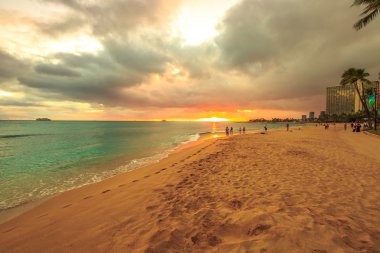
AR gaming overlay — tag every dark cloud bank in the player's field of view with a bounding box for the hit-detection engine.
[1,0,379,114]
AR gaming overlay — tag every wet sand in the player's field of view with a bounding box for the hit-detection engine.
[1,126,380,252]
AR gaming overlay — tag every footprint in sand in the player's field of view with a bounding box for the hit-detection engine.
[101,189,111,194]
[247,224,271,236]
[191,233,222,247]
[132,180,139,183]
[83,196,93,200]
[62,204,72,209]
[144,175,150,178]
[208,235,222,246]
[229,199,243,210]
[146,205,159,211]
[118,184,126,187]
[3,227,17,233]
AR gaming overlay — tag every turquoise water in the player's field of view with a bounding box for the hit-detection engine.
[0,121,288,210]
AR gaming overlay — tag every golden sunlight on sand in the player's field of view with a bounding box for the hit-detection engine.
[1,125,380,252]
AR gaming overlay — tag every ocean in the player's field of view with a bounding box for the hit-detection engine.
[0,121,289,211]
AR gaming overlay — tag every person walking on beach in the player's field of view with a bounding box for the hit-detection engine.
[230,127,233,135]
[243,126,246,134]
[356,123,362,133]
[344,123,347,131]
[286,123,289,131]
[239,127,242,134]
[264,125,267,132]
[225,126,229,136]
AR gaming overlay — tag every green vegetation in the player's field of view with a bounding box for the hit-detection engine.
[352,0,380,30]
[340,68,372,125]
[319,111,368,123]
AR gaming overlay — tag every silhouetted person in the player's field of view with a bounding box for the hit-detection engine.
[225,126,229,136]
[286,123,289,131]
[230,127,233,135]
[243,126,246,134]
[356,123,361,132]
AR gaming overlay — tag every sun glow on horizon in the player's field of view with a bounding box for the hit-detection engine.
[197,117,229,122]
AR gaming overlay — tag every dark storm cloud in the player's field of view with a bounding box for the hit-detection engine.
[0,50,26,83]
[213,0,380,108]
[0,100,42,107]
[105,39,169,74]
[35,63,81,77]
[19,53,145,105]
[17,32,173,104]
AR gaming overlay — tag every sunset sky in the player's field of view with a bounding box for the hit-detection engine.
[0,0,379,121]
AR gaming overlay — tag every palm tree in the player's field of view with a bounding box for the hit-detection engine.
[340,68,372,125]
[352,0,380,30]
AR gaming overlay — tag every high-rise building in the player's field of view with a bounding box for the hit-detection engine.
[319,111,326,119]
[309,112,315,120]
[326,81,364,115]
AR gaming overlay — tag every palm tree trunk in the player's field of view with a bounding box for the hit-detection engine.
[354,81,372,126]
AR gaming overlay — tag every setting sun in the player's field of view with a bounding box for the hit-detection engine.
[197,117,229,122]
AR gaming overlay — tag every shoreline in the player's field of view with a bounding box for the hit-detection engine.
[0,132,207,224]
[2,125,379,252]
[0,127,284,225]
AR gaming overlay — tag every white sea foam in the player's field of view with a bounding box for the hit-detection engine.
[0,132,202,211]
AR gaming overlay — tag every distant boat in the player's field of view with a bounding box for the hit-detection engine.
[36,118,51,121]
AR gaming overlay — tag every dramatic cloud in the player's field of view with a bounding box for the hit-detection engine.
[0,0,379,120]
[34,63,81,77]
[0,50,26,82]
[215,0,380,100]
[41,0,181,37]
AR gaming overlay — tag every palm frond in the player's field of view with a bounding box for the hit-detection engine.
[352,0,380,30]
[354,9,379,30]
[352,0,378,7]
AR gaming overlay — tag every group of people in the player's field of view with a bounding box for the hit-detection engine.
[322,122,369,132]
[225,126,245,136]
[347,122,369,132]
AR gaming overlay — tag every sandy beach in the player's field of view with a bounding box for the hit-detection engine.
[1,125,380,252]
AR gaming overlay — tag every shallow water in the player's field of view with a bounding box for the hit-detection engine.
[0,120,289,210]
